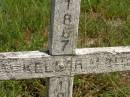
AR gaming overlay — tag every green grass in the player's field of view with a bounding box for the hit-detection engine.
[78,0,130,48]
[0,0,50,52]
[0,0,130,97]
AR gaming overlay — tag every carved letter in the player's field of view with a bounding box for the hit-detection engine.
[62,29,70,39]
[61,39,69,51]
[35,62,43,73]
[64,14,71,25]
[1,64,12,73]
[23,63,32,73]
[65,0,73,9]
[75,59,82,70]
[54,61,65,72]
[45,61,53,73]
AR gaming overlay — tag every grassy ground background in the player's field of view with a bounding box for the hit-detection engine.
[0,0,130,97]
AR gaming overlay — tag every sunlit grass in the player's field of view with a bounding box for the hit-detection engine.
[0,0,50,52]
[78,0,130,48]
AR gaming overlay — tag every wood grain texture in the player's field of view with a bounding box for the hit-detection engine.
[49,0,81,55]
[0,51,71,80]
[47,0,81,96]
[73,46,130,74]
[0,47,130,80]
[47,76,74,97]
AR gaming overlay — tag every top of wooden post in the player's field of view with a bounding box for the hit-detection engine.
[48,0,81,55]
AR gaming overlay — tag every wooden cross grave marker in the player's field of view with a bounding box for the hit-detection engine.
[1,0,130,97]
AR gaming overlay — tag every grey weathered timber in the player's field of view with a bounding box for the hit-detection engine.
[47,76,73,97]
[48,0,81,97]
[74,46,130,74]
[49,0,81,55]
[0,51,71,80]
[1,47,130,80]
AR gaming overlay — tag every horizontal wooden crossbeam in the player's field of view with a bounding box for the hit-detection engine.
[0,46,130,80]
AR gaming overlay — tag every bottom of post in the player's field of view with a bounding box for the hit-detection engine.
[46,76,74,97]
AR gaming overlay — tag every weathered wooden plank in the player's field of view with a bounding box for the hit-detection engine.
[73,46,130,74]
[0,51,50,58]
[47,76,73,97]
[76,46,130,55]
[0,51,71,80]
[1,47,130,80]
[49,0,81,55]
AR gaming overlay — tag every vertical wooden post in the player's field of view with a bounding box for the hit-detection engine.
[47,0,81,97]
[47,76,74,97]
[49,0,81,55]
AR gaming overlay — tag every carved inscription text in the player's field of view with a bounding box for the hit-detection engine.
[61,0,73,51]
